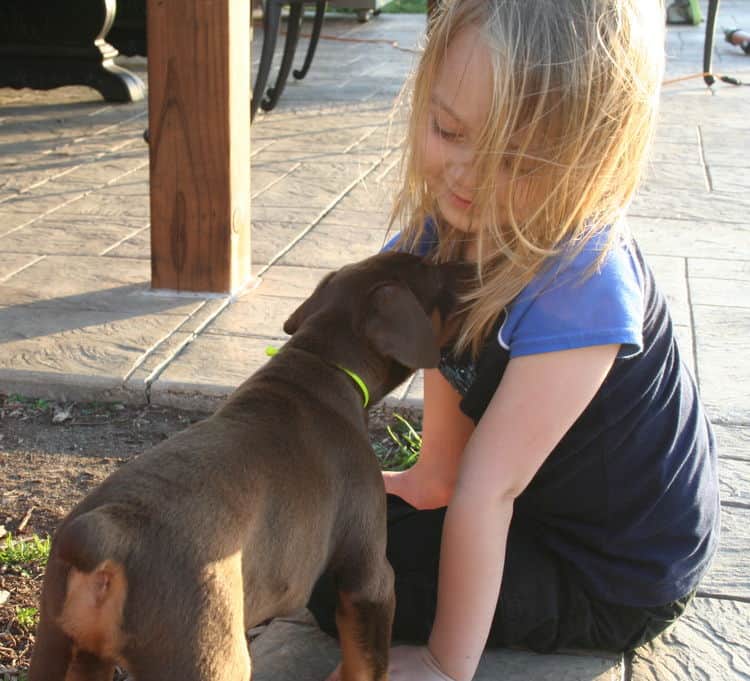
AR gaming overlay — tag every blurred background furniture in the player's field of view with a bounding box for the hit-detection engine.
[0,0,332,114]
[703,0,721,86]
[328,0,388,23]
[252,0,327,120]
[0,0,146,102]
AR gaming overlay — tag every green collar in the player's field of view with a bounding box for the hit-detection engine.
[265,346,370,408]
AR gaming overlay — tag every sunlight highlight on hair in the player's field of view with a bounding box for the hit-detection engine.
[390,0,665,356]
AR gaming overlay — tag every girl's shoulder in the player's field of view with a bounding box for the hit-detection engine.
[499,229,646,359]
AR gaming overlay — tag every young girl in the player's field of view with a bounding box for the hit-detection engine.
[310,1,720,680]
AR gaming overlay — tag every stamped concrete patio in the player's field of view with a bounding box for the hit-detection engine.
[1,2,749,679]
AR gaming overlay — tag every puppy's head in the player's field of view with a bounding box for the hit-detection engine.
[283,252,466,403]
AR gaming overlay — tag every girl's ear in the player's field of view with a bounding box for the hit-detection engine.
[364,283,441,369]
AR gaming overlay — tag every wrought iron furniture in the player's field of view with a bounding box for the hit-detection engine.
[0,0,146,102]
[252,0,327,120]
[703,0,721,86]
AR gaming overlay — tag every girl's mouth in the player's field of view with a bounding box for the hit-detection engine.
[449,191,472,209]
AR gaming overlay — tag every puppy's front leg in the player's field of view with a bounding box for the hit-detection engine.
[335,559,395,681]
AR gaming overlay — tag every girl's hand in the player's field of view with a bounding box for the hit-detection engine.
[383,369,474,510]
[382,466,452,510]
[389,645,457,681]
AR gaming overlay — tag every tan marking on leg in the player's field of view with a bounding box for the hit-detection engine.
[337,592,378,681]
[57,560,128,663]
[62,647,115,681]
[195,550,251,681]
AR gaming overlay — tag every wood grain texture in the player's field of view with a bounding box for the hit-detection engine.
[147,0,251,293]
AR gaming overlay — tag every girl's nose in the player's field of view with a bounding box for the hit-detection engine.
[445,154,476,195]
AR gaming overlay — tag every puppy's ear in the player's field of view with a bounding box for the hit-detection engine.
[365,283,440,369]
[284,298,316,335]
[283,272,335,335]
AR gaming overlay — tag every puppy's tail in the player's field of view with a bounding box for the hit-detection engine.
[55,504,132,571]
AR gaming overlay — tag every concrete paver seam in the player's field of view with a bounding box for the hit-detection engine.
[343,126,383,153]
[142,333,201,404]
[251,162,303,200]
[0,255,45,284]
[0,160,150,241]
[99,225,151,257]
[696,125,714,192]
[254,152,392,278]
[81,109,148,140]
[374,154,403,184]
[86,105,115,118]
[0,192,88,235]
[628,211,747,227]
[121,311,202,386]
[141,298,234,401]
[250,141,276,159]
[0,113,148,204]
[0,147,148,216]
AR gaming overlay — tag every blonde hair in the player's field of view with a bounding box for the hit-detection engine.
[391,0,665,356]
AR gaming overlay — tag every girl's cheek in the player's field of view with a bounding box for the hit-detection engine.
[422,134,447,181]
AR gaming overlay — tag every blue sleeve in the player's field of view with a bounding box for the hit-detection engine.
[382,232,401,252]
[381,220,438,255]
[499,236,644,359]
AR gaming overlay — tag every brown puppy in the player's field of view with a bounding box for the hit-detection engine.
[29,251,462,681]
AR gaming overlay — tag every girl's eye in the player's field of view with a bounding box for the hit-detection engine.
[431,117,462,142]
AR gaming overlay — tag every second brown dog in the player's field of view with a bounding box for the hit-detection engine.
[29,251,461,681]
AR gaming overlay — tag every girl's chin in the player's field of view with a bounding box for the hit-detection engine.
[437,202,474,233]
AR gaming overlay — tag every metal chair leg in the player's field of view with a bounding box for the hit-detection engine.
[293,1,326,80]
[703,0,721,86]
[252,0,282,120]
[261,2,303,112]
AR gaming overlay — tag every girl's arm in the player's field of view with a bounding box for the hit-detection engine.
[428,343,620,681]
[384,368,475,509]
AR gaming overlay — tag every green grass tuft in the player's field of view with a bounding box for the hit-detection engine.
[373,413,423,471]
[382,0,427,12]
[334,1,426,14]
[15,606,39,632]
[0,534,51,571]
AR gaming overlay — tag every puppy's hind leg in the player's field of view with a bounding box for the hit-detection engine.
[63,651,116,681]
[28,616,114,681]
[335,556,395,681]
[128,552,251,681]
[29,556,115,681]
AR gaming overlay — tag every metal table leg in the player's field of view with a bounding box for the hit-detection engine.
[703,0,721,86]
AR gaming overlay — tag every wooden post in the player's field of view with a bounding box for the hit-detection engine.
[147,0,251,294]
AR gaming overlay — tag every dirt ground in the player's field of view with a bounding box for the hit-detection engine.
[0,392,414,677]
[0,394,210,676]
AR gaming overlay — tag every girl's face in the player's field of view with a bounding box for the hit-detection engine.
[421,27,539,243]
